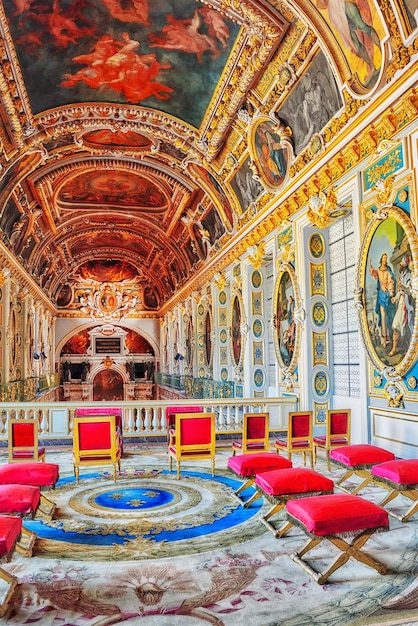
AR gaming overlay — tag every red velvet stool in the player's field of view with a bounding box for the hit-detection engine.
[0,515,38,615]
[330,444,395,495]
[227,452,292,507]
[255,468,334,537]
[0,463,59,519]
[0,485,40,518]
[286,493,389,584]
[371,459,418,522]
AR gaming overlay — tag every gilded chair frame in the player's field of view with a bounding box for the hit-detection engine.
[314,409,351,470]
[232,412,270,455]
[275,411,313,469]
[168,412,216,479]
[73,415,121,484]
[8,418,45,463]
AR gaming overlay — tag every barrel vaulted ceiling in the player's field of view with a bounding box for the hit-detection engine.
[0,0,413,318]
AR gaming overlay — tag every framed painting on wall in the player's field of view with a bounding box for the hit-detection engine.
[356,205,418,377]
[273,263,302,372]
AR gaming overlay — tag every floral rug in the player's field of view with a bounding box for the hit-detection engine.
[1,445,418,625]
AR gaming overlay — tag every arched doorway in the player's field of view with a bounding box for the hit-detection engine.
[93,369,124,401]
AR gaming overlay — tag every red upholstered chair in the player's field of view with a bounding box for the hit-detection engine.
[232,413,269,455]
[168,412,216,479]
[8,418,45,463]
[73,415,122,484]
[275,411,313,468]
[75,407,123,455]
[314,409,351,470]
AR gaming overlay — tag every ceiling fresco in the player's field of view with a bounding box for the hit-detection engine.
[0,0,397,317]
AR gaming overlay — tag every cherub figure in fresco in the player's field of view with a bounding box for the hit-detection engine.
[24,0,96,49]
[199,7,230,48]
[63,32,173,103]
[149,10,219,64]
[316,0,381,85]
[100,0,150,25]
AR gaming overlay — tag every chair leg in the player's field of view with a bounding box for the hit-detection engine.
[36,494,56,520]
[176,461,180,480]
[0,567,18,617]
[326,450,331,471]
[291,530,386,585]
[15,527,37,558]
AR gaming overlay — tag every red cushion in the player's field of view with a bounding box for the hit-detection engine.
[276,438,311,449]
[286,494,388,536]
[232,441,266,450]
[256,468,333,497]
[228,453,292,477]
[0,485,40,514]
[12,423,35,446]
[313,436,348,445]
[372,459,418,485]
[0,516,22,554]
[330,444,395,467]
[180,417,212,445]
[0,463,59,487]
[11,447,45,459]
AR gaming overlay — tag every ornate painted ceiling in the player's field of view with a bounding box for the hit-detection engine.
[0,0,413,318]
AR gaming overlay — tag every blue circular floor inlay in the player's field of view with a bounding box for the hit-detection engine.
[95,487,174,510]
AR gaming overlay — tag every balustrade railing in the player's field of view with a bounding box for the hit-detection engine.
[0,396,298,442]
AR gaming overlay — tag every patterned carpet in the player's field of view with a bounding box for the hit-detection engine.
[1,445,418,625]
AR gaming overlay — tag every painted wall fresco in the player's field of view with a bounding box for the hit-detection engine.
[278,50,343,155]
[4,0,240,128]
[312,0,386,89]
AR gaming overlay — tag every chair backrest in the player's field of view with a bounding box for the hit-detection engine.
[288,411,312,441]
[73,416,117,460]
[9,419,38,448]
[327,409,351,442]
[176,412,215,449]
[75,407,123,432]
[243,413,269,442]
[166,406,203,429]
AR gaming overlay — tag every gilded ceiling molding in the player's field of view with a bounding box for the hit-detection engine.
[202,1,288,160]
[162,87,418,315]
[26,106,202,161]
[0,243,55,313]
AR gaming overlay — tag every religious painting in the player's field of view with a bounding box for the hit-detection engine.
[311,0,387,92]
[248,117,292,191]
[277,50,343,155]
[273,263,302,372]
[357,205,418,377]
[201,206,226,245]
[93,369,124,402]
[230,292,244,367]
[61,330,91,355]
[204,308,213,367]
[229,157,264,213]
[4,0,240,129]
[58,170,169,211]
